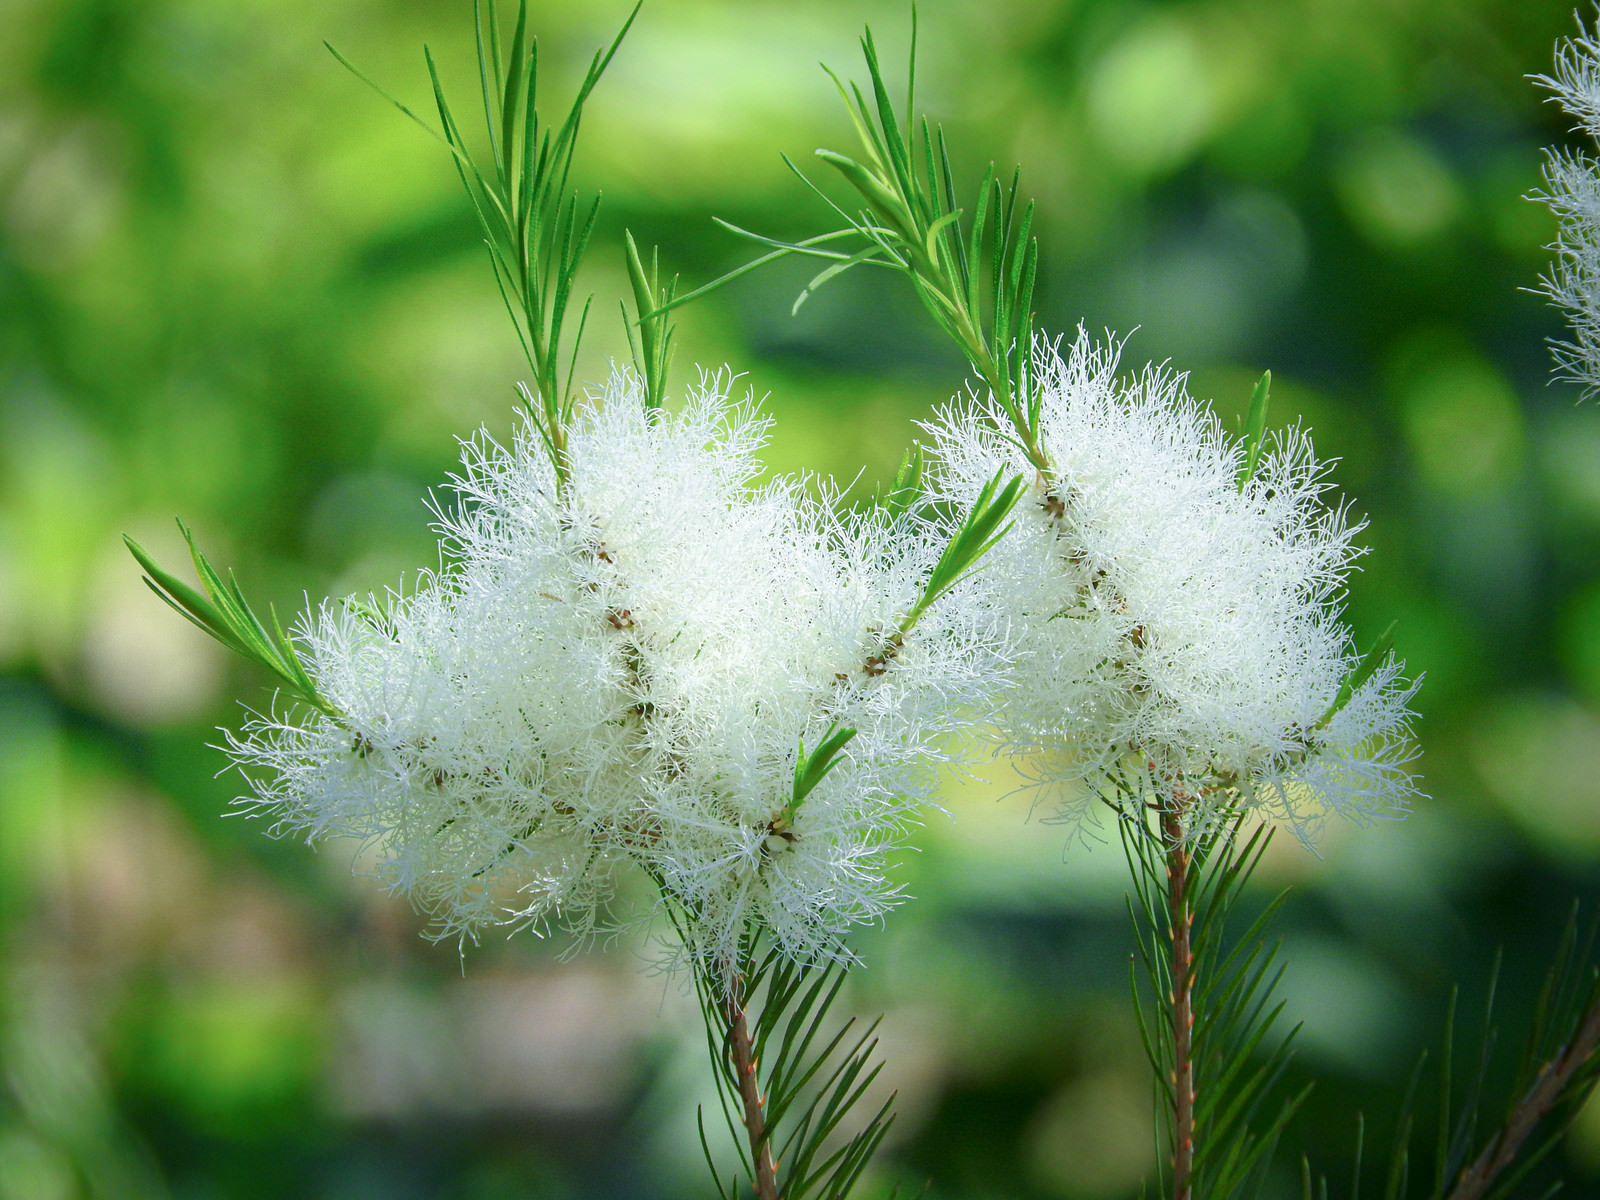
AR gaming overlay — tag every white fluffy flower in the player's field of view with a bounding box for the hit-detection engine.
[925,330,1419,841]
[226,366,1002,977]
[1537,16,1600,395]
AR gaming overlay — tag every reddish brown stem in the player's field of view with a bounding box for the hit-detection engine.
[726,983,781,1200]
[1164,804,1196,1200]
[1446,990,1600,1200]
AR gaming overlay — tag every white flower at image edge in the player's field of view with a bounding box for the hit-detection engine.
[224,366,1004,979]
[926,329,1421,842]
[1538,15,1600,396]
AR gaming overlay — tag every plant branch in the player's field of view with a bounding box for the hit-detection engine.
[727,979,782,1200]
[1165,803,1197,1200]
[1445,989,1600,1200]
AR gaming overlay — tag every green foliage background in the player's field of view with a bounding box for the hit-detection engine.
[2,0,1599,1197]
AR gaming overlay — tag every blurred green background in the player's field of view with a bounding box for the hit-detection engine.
[3,0,1600,1197]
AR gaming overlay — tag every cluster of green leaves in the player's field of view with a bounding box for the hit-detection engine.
[899,466,1024,635]
[329,0,639,481]
[125,523,333,716]
[1124,813,1308,1200]
[666,20,1047,475]
[681,929,896,1200]
[778,724,859,835]
[623,229,680,411]
[807,24,1042,465]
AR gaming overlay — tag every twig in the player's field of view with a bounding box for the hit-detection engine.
[1165,803,1196,1200]
[1445,989,1600,1200]
[727,980,781,1200]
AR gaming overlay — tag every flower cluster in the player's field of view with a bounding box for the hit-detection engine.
[226,367,1004,977]
[926,330,1420,842]
[1538,16,1600,395]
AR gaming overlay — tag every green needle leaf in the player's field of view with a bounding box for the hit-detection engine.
[1317,621,1397,730]
[1238,370,1272,491]
[623,230,678,410]
[125,522,334,715]
[904,468,1025,631]
[880,440,925,519]
[334,0,639,484]
[784,724,858,827]
[814,148,915,238]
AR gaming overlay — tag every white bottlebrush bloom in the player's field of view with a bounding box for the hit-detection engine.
[225,366,1004,979]
[1537,15,1600,395]
[925,329,1419,842]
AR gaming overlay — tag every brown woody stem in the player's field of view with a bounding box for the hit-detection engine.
[1164,803,1196,1200]
[1446,989,1600,1200]
[726,980,781,1200]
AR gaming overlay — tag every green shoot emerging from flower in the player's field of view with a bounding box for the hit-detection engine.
[327,0,638,481]
[125,523,332,717]
[741,28,1425,848]
[665,18,1048,476]
[623,229,679,411]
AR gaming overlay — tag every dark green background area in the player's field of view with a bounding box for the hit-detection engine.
[2,0,1599,1197]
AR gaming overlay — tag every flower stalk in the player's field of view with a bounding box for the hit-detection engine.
[1164,803,1197,1200]
[1126,810,1306,1200]
[688,932,897,1200]
[725,980,782,1200]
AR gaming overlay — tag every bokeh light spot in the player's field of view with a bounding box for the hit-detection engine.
[1471,694,1600,858]
[1397,346,1523,497]
[1087,16,1214,175]
[1337,129,1461,247]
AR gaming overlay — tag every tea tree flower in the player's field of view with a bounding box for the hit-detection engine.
[127,10,1024,1199]
[221,366,1007,976]
[926,330,1419,841]
[1538,15,1600,395]
[727,37,1420,843]
[695,30,1433,1189]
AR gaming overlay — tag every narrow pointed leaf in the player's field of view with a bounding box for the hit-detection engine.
[1318,621,1397,729]
[1238,370,1273,490]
